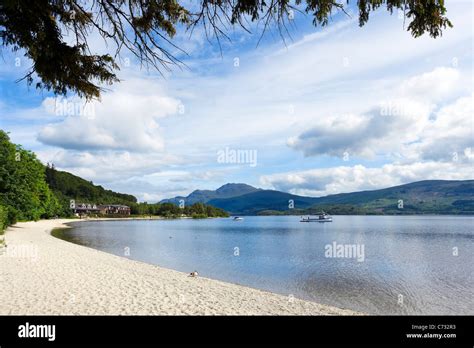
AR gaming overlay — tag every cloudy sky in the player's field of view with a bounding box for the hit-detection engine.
[0,1,473,202]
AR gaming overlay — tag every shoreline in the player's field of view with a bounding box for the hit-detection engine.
[0,219,359,315]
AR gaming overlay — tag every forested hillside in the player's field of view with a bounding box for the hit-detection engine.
[45,164,137,215]
[0,130,61,230]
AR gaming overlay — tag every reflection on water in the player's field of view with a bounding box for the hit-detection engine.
[60,215,474,314]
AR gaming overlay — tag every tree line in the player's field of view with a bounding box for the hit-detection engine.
[130,202,228,219]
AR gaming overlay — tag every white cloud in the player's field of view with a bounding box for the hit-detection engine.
[103,178,190,203]
[398,67,462,101]
[415,93,474,162]
[287,67,472,161]
[36,149,183,183]
[37,79,181,152]
[286,101,429,159]
[157,2,474,159]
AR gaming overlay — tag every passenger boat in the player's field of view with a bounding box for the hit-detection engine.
[300,212,332,222]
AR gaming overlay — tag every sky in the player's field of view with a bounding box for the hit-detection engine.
[0,1,473,202]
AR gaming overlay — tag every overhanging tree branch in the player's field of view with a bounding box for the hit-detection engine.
[0,0,453,99]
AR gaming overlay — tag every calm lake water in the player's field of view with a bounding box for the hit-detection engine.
[60,216,474,314]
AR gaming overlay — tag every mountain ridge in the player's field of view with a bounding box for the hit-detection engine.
[160,183,260,205]
[162,180,474,215]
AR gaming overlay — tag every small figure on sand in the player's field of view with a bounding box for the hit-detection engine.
[189,271,199,277]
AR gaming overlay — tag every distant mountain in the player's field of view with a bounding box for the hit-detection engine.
[163,180,474,215]
[208,190,317,215]
[160,183,260,205]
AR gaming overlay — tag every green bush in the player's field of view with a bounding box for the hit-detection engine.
[7,206,18,225]
[191,213,208,219]
[0,205,8,233]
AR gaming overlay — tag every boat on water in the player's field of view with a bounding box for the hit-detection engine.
[300,212,332,222]
[233,216,244,221]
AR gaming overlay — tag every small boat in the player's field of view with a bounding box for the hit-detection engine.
[300,212,332,222]
[233,216,244,221]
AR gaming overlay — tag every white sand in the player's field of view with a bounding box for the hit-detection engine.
[0,219,358,315]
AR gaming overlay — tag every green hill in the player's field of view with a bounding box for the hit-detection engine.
[311,180,474,214]
[43,166,230,218]
[198,180,474,215]
[45,164,137,215]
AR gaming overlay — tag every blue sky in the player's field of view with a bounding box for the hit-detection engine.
[0,1,473,202]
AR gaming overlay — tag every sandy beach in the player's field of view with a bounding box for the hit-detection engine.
[0,219,358,315]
